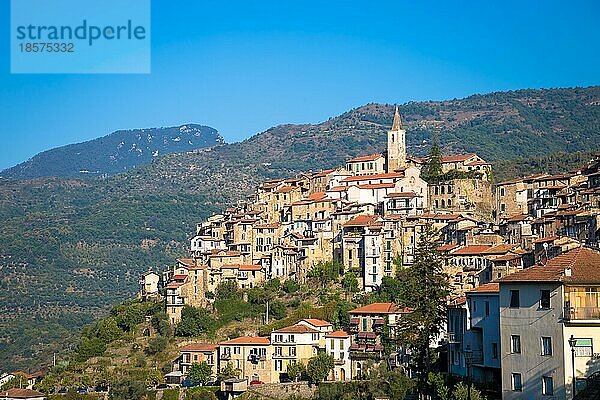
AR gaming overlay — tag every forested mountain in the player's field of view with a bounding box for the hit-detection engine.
[1,124,223,179]
[1,86,599,371]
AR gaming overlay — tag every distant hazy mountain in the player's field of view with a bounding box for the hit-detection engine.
[1,124,224,179]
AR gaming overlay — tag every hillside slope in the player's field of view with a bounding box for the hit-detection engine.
[1,86,599,371]
[1,124,224,179]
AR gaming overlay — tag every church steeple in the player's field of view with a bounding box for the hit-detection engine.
[391,105,402,130]
[387,105,406,172]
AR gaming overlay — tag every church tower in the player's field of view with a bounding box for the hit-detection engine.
[387,105,406,172]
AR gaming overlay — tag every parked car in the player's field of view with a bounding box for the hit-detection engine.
[250,380,264,385]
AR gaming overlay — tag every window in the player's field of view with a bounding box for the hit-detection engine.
[289,347,296,357]
[485,301,490,316]
[511,335,521,354]
[540,290,551,309]
[542,376,554,395]
[511,373,522,391]
[275,347,282,356]
[492,343,498,359]
[541,337,552,356]
[500,187,505,197]
[362,318,368,331]
[510,290,520,308]
[275,360,283,371]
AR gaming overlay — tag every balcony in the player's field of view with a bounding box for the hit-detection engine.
[564,292,600,322]
[447,332,463,344]
[247,354,266,363]
[334,359,345,365]
[221,352,231,360]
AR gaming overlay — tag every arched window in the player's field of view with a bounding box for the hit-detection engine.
[441,199,446,208]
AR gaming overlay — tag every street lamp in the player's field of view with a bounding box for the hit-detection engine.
[568,335,577,399]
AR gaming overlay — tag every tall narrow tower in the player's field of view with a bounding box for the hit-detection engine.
[387,105,406,172]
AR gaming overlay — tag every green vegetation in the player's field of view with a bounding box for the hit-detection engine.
[306,353,334,384]
[2,86,600,370]
[187,362,213,386]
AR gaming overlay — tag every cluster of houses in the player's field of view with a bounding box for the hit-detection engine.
[138,107,600,398]
[0,372,45,400]
[167,303,411,385]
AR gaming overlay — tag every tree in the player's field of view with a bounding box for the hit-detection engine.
[287,361,306,382]
[74,337,107,361]
[341,272,359,298]
[421,129,443,183]
[282,279,300,294]
[188,362,213,386]
[308,261,343,289]
[306,353,334,384]
[188,391,218,400]
[452,382,485,400]
[218,363,241,381]
[269,300,287,320]
[397,223,450,396]
[109,377,146,400]
[264,278,281,292]
[145,335,168,355]
[176,306,216,337]
[215,281,240,301]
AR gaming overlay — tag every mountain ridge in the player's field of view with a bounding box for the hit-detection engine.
[1,124,224,180]
[1,85,600,371]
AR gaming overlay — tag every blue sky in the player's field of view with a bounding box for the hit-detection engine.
[1,0,599,170]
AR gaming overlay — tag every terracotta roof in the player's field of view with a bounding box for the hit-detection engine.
[273,325,320,334]
[327,186,350,192]
[239,264,263,271]
[253,223,280,229]
[307,192,327,201]
[467,282,500,293]
[450,245,492,255]
[344,215,380,227]
[275,185,296,193]
[532,236,559,244]
[347,153,384,162]
[441,153,477,163]
[493,253,522,262]
[500,247,600,284]
[448,296,467,306]
[387,191,418,198]
[179,343,218,352]
[165,282,184,289]
[177,258,195,267]
[357,183,396,189]
[325,330,350,338]
[219,336,270,345]
[172,274,188,280]
[301,318,332,327]
[481,244,518,255]
[0,388,46,398]
[349,302,412,315]
[506,214,531,222]
[312,168,337,178]
[438,244,460,251]
[342,172,404,182]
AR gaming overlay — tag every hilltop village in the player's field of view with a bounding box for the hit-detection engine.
[137,107,600,399]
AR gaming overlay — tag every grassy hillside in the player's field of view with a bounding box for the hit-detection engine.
[1,86,599,370]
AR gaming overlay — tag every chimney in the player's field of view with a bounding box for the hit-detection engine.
[564,267,572,277]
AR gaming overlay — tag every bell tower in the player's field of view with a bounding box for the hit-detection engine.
[387,105,406,172]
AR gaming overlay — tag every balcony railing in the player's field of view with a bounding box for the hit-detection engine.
[565,292,600,321]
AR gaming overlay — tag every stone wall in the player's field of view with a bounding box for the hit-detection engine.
[245,382,315,399]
